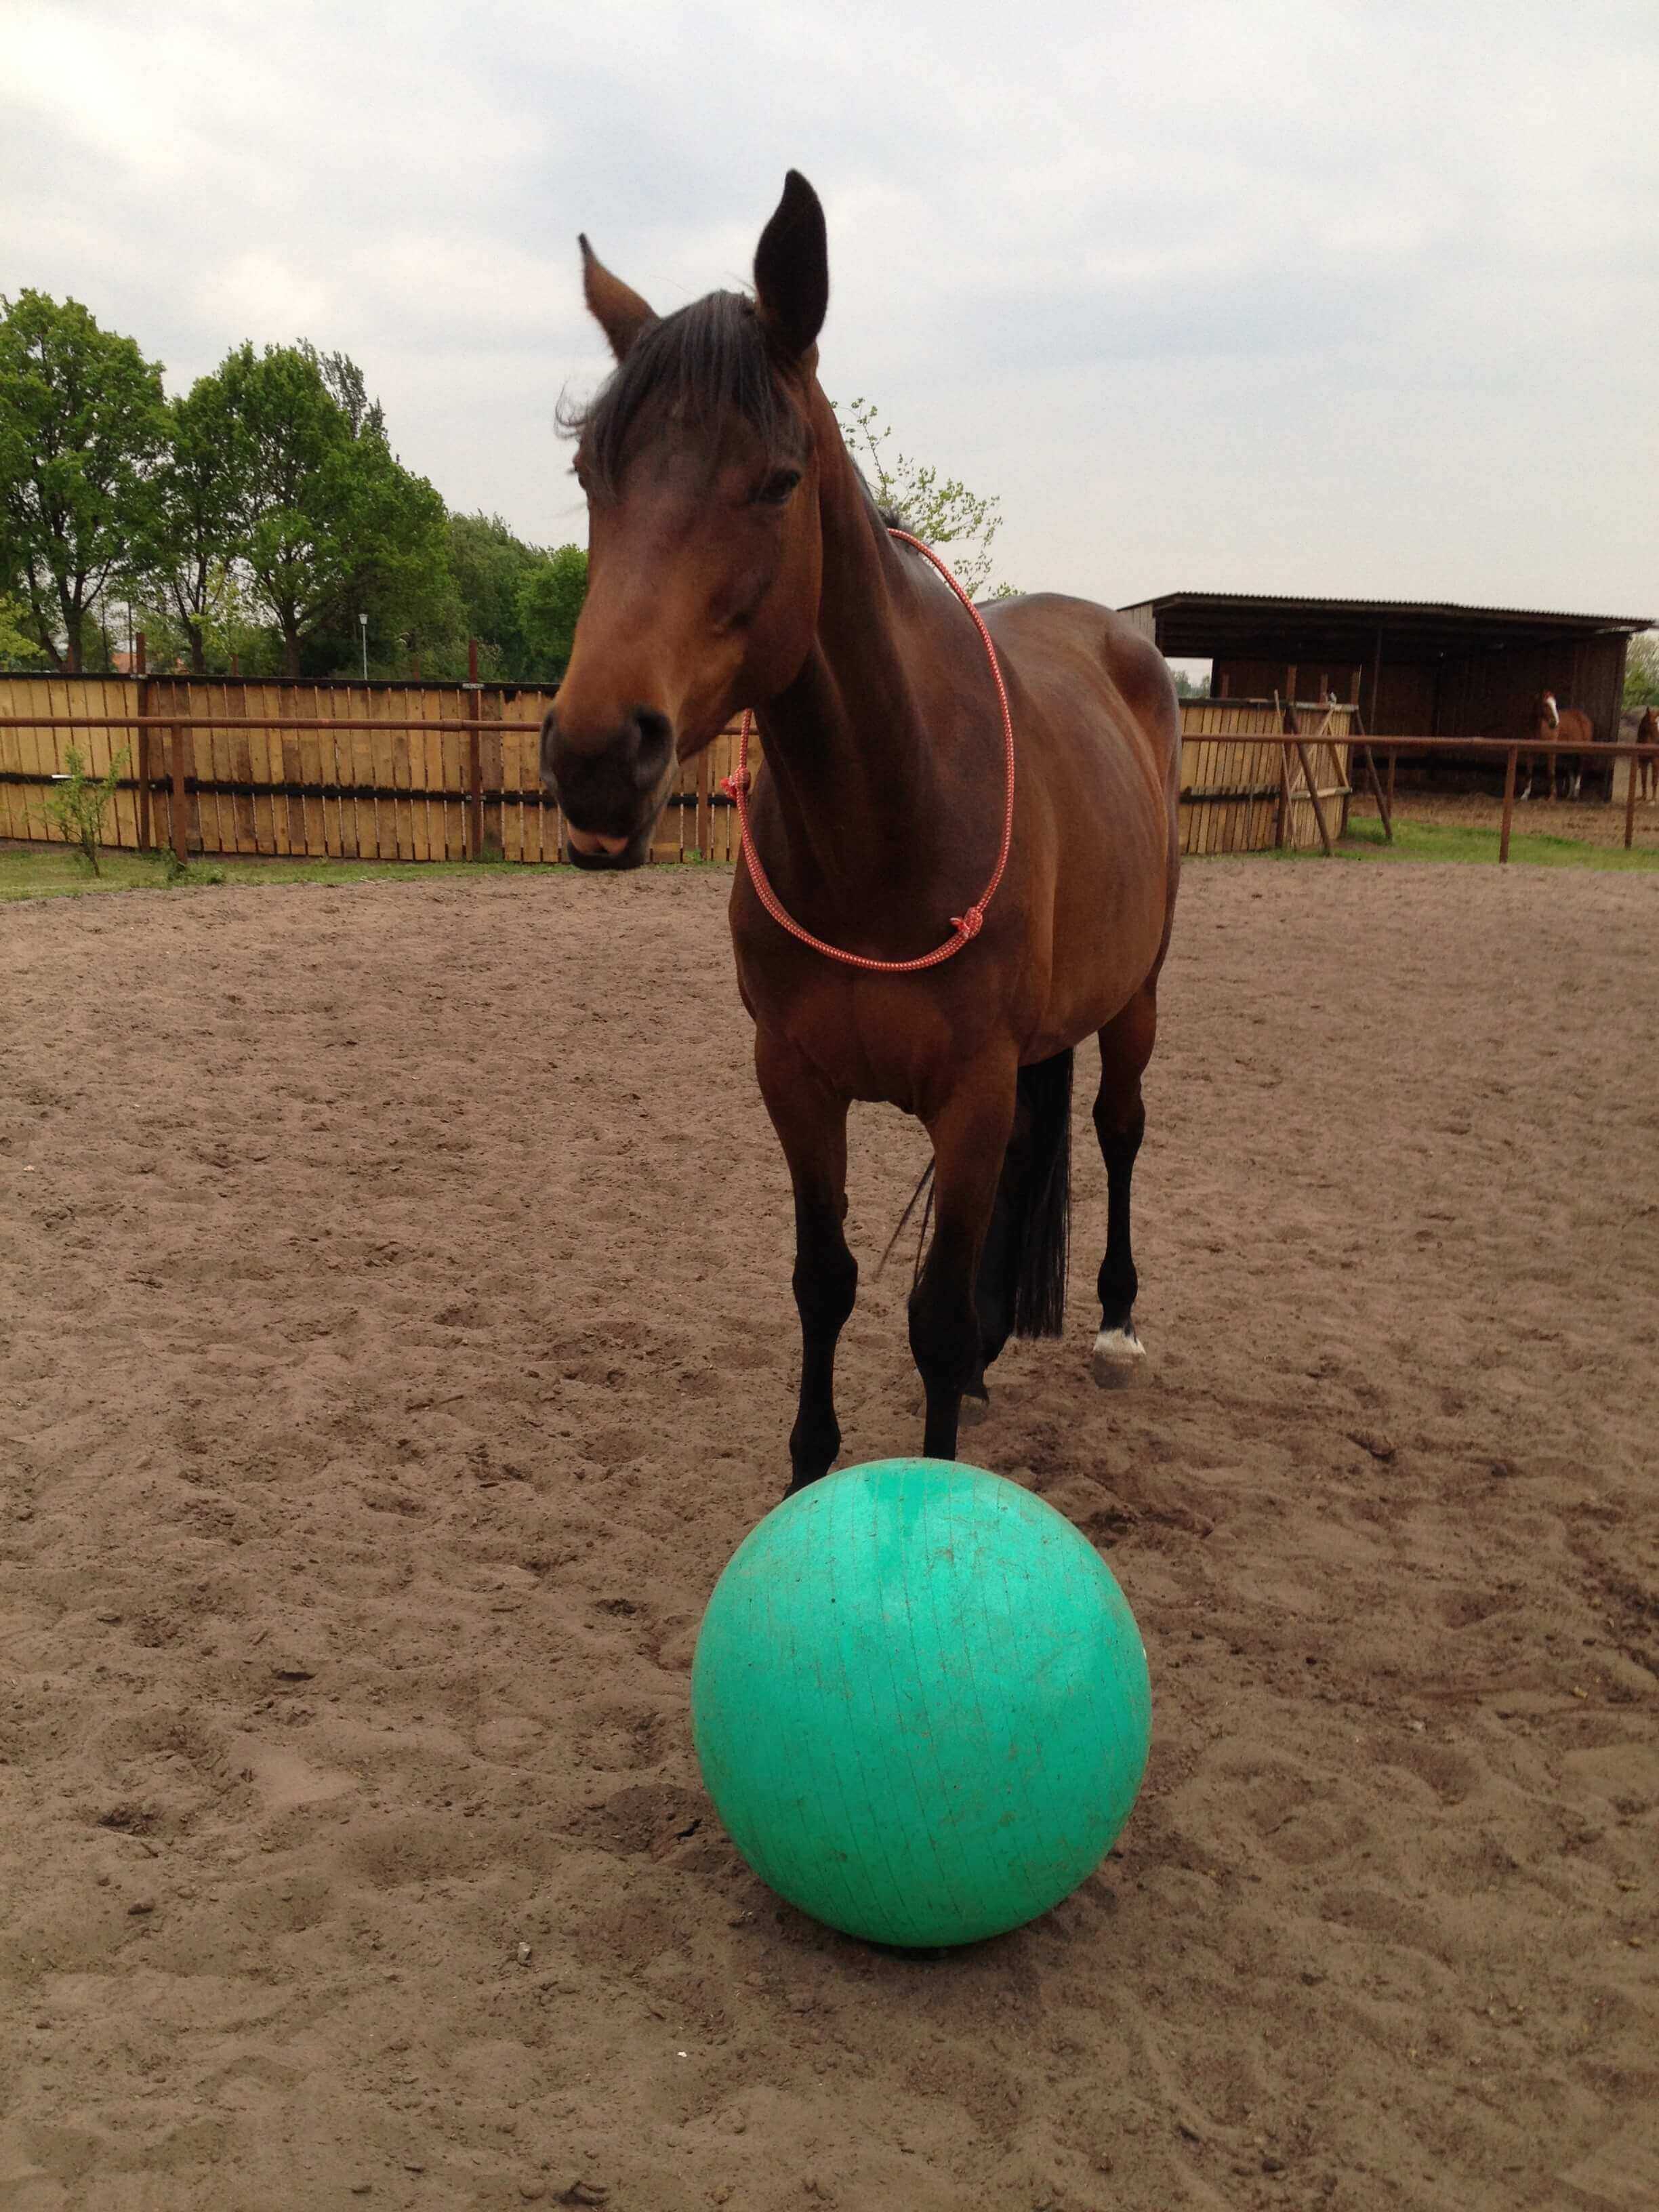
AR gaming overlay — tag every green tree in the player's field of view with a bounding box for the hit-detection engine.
[830,396,1013,600]
[0,588,47,666]
[0,291,167,671]
[128,558,278,676]
[220,341,451,677]
[446,511,546,673]
[516,544,588,681]
[134,371,252,673]
[1626,631,1659,710]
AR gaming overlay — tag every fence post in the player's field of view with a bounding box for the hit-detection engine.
[695,743,711,859]
[465,636,484,861]
[1499,745,1517,864]
[134,631,151,851]
[169,688,190,863]
[1624,743,1639,851]
[1332,701,1352,840]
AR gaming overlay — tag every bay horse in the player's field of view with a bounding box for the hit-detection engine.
[1519,690,1595,802]
[1637,706,1659,802]
[541,172,1180,1495]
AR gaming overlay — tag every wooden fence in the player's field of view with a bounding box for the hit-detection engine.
[0,672,745,865]
[0,672,1366,867]
[1178,698,1353,855]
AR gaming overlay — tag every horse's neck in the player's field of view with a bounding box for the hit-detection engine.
[755,414,960,901]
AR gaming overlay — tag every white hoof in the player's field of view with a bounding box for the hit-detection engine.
[1092,1326,1147,1390]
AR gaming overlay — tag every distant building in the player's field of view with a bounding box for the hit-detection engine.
[1120,593,1653,747]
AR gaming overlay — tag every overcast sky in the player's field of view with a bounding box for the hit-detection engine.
[5,0,1656,618]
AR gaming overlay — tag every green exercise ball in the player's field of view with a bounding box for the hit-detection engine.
[691,1456,1151,1948]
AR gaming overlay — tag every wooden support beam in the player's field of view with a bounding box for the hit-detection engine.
[1500,745,1517,863]
[1294,739,1336,856]
[1362,745,1393,841]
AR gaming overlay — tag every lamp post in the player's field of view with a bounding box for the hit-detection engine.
[359,611,368,680]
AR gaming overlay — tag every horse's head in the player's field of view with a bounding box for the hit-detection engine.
[1540,691,1561,729]
[542,172,830,867]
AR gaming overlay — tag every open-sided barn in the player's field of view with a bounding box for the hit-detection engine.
[1119,592,1652,752]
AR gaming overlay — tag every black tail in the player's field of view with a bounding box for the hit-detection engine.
[1008,1048,1073,1338]
[878,1051,1072,1337]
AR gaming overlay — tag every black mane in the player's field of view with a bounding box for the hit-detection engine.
[561,290,804,498]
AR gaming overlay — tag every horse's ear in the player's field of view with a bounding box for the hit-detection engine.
[753,171,828,364]
[579,236,657,363]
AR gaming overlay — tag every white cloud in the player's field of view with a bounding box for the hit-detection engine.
[3,0,1655,607]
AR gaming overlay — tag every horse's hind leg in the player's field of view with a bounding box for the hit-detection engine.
[964,1088,1031,1422]
[1092,987,1157,1389]
[756,1029,857,1497]
[909,1059,1018,1462]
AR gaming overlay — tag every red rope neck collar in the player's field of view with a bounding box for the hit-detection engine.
[720,528,1015,973]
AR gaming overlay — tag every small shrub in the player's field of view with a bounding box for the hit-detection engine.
[146,846,224,888]
[46,746,129,876]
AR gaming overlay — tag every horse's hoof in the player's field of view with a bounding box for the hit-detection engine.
[1092,1326,1147,1389]
[959,1386,991,1429]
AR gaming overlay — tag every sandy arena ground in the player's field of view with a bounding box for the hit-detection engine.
[2,859,1656,2212]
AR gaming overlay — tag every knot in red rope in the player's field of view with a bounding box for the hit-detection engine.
[951,906,985,941]
[720,770,750,801]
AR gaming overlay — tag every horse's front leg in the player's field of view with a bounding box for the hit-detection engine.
[909,1061,1017,1462]
[756,1028,857,1497]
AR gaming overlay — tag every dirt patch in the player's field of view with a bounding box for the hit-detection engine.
[2,861,1656,2210]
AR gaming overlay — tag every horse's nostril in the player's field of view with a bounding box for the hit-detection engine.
[631,708,674,790]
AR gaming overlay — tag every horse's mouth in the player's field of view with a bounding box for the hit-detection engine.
[564,819,656,871]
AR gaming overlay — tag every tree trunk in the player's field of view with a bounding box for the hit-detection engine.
[188,621,207,676]
[283,621,302,679]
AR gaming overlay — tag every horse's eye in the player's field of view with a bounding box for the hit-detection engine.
[755,468,802,507]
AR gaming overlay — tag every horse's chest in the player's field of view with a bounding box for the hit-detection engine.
[738,956,1004,1113]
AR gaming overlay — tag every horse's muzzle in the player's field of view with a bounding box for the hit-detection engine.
[541,703,674,872]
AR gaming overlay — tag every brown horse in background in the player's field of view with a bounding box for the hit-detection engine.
[1519,690,1597,802]
[541,172,1181,1494]
[1637,706,1659,802]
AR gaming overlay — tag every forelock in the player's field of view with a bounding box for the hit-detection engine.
[560,291,804,497]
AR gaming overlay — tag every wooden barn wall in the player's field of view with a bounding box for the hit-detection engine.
[1431,636,1625,743]
[1213,657,1363,707]
[1205,634,1627,745]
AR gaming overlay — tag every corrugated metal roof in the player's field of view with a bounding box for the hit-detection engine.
[1120,591,1654,631]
